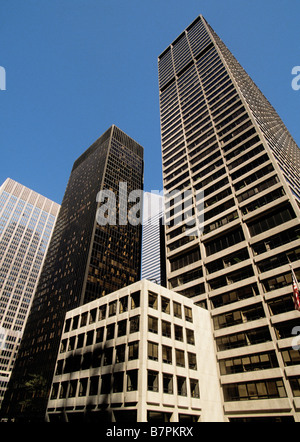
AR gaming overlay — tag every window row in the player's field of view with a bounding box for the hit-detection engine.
[148,316,195,344]
[60,316,140,352]
[51,369,139,399]
[148,292,193,322]
[64,291,141,332]
[50,370,200,400]
[148,371,200,397]
[147,341,197,368]
[58,341,140,374]
[223,379,287,402]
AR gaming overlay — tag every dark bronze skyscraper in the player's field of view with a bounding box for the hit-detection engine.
[1,125,143,421]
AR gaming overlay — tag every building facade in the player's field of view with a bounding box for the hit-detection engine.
[0,178,59,407]
[1,125,144,421]
[46,279,224,422]
[158,15,300,421]
[141,192,166,286]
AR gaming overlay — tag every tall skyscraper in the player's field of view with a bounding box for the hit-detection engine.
[158,15,300,421]
[141,192,166,286]
[1,125,144,421]
[0,178,59,407]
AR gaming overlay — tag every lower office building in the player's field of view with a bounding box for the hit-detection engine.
[46,279,224,422]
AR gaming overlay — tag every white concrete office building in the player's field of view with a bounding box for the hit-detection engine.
[46,279,224,422]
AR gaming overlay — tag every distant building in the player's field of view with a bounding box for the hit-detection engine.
[141,193,166,286]
[1,126,144,421]
[46,279,224,422]
[0,178,59,407]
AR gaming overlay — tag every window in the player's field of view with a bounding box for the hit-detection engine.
[86,330,94,346]
[188,352,197,370]
[289,377,300,397]
[79,378,88,397]
[248,206,295,237]
[89,308,97,323]
[64,319,71,333]
[68,379,78,397]
[161,297,170,314]
[176,349,185,367]
[162,345,172,364]
[119,296,128,313]
[106,323,115,340]
[148,370,159,392]
[80,312,88,327]
[184,306,193,322]
[281,349,300,367]
[163,373,173,394]
[130,315,140,333]
[72,315,79,330]
[113,372,124,393]
[223,379,287,401]
[177,376,187,396]
[149,292,158,309]
[89,377,99,396]
[186,329,195,345]
[170,248,200,271]
[118,319,127,337]
[95,327,104,343]
[92,348,102,368]
[128,341,139,360]
[162,320,171,338]
[219,351,279,375]
[174,324,183,341]
[131,291,140,309]
[59,381,68,399]
[206,228,245,256]
[116,344,126,363]
[99,305,107,320]
[60,339,67,353]
[101,374,111,394]
[173,301,182,318]
[77,333,85,349]
[109,301,117,317]
[103,348,113,365]
[148,341,159,361]
[148,316,158,334]
[190,379,200,398]
[55,360,63,375]
[127,370,138,391]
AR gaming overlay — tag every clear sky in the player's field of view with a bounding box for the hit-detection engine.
[0,0,299,204]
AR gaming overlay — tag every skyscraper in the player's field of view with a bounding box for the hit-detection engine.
[158,15,300,421]
[141,192,166,286]
[0,178,59,407]
[1,125,144,421]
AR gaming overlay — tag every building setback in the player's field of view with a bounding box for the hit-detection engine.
[46,279,224,422]
[158,15,300,421]
[0,178,60,407]
[1,125,144,421]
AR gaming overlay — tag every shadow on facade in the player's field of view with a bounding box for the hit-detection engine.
[48,341,116,423]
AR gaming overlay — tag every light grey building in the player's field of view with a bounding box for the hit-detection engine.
[158,15,300,422]
[0,178,60,406]
[141,192,166,286]
[46,279,224,422]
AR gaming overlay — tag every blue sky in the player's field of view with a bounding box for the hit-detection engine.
[0,0,300,204]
